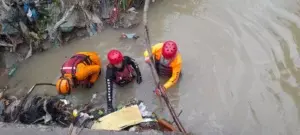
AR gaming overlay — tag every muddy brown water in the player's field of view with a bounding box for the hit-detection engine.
[4,0,300,134]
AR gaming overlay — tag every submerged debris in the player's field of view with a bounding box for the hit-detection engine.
[121,33,139,39]
[18,95,73,126]
[0,91,176,134]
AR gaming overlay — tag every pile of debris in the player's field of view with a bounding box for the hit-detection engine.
[0,0,146,52]
[71,98,178,133]
[0,88,177,134]
[0,0,152,84]
[18,95,74,126]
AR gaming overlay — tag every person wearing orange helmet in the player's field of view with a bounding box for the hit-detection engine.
[144,40,182,96]
[56,52,101,95]
[105,49,142,113]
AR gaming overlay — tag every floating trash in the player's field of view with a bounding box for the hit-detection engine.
[121,33,139,39]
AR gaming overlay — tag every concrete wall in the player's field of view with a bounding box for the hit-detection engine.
[0,123,184,135]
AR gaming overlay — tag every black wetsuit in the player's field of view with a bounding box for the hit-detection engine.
[105,56,142,113]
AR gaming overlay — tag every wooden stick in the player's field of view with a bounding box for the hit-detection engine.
[143,0,150,26]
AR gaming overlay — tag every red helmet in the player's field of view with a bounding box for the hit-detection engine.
[107,49,123,64]
[162,40,178,59]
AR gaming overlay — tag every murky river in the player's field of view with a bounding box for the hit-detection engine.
[5,0,300,134]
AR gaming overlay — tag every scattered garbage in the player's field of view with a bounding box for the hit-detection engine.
[121,33,139,39]
[91,99,170,132]
[0,0,154,69]
[0,86,19,122]
[18,95,71,126]
[0,88,176,134]
[118,7,141,28]
[8,64,17,78]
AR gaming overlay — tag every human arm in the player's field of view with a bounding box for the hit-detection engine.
[76,64,100,80]
[143,43,163,59]
[105,66,115,113]
[163,59,182,90]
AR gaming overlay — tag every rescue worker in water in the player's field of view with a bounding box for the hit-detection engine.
[105,49,142,113]
[56,52,101,95]
[144,40,182,96]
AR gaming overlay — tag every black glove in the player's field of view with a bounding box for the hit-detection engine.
[136,75,142,84]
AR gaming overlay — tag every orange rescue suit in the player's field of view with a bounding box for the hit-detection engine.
[144,43,182,90]
[61,52,101,85]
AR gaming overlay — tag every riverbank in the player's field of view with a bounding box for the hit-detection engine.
[0,0,154,91]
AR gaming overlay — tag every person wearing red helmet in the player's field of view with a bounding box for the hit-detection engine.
[144,40,182,96]
[105,49,142,113]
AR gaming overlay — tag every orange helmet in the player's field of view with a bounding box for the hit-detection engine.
[56,77,72,95]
